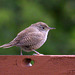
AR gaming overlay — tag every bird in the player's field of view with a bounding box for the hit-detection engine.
[0,22,55,55]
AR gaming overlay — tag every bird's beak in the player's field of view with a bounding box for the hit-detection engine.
[49,27,56,30]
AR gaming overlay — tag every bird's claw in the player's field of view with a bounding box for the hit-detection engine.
[33,53,44,55]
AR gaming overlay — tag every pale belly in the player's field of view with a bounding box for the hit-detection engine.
[32,35,47,50]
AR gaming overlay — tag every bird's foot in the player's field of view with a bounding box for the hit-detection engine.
[32,50,44,55]
[20,52,23,55]
[33,53,44,55]
[20,49,23,55]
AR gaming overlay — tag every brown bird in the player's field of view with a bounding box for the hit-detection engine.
[0,22,55,55]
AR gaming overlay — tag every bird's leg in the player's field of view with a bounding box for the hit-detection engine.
[20,49,23,55]
[32,50,44,55]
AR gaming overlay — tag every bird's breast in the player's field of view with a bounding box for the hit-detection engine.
[32,33,48,49]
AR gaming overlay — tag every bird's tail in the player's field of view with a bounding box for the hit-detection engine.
[0,43,13,48]
[0,37,18,48]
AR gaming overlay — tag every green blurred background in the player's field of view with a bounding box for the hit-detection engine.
[0,0,75,55]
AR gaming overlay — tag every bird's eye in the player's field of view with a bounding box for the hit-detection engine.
[42,27,45,29]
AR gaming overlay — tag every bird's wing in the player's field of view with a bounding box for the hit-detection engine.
[15,32,43,46]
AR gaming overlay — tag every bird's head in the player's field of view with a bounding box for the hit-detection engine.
[31,22,56,32]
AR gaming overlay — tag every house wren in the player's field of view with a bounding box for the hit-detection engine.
[0,22,55,55]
